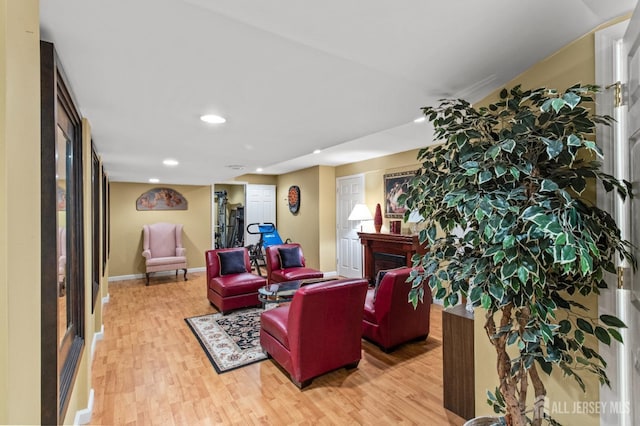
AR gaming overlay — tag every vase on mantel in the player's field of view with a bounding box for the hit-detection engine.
[374,203,383,233]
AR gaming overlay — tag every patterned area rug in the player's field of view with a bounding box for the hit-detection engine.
[185,308,267,373]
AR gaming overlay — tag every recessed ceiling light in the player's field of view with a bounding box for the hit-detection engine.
[163,158,179,167]
[149,178,160,183]
[313,149,322,154]
[226,164,245,171]
[414,117,426,123]
[256,167,263,172]
[200,114,226,124]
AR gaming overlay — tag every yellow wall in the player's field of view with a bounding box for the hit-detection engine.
[109,182,212,277]
[336,150,422,234]
[0,0,41,423]
[472,23,612,425]
[318,166,337,271]
[233,173,278,186]
[276,167,322,269]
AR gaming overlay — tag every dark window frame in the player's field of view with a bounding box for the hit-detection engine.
[40,40,85,425]
[91,144,100,311]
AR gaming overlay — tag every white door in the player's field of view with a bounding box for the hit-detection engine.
[621,13,640,426]
[595,13,640,426]
[245,184,276,247]
[336,174,365,278]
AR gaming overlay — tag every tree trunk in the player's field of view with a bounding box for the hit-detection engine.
[486,306,526,426]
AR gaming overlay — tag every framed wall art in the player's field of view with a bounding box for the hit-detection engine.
[383,170,416,218]
[136,187,188,211]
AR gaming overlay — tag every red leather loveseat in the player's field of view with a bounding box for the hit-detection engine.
[205,247,266,314]
[260,278,368,388]
[362,267,432,352]
[264,243,323,284]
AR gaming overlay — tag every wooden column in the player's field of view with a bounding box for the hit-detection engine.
[442,304,475,420]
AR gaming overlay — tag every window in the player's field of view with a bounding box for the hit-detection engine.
[40,41,85,424]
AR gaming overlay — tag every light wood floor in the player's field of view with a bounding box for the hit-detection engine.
[90,272,466,425]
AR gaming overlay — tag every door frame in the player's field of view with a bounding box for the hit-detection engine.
[336,173,366,278]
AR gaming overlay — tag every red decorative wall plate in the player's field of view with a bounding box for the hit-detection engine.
[288,185,300,214]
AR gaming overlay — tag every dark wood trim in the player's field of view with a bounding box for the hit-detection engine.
[40,40,59,426]
[40,40,86,425]
[357,232,427,283]
[92,145,100,311]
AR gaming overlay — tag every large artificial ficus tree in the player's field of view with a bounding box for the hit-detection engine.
[401,85,635,426]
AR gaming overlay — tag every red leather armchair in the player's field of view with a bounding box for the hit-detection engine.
[264,243,323,284]
[362,267,432,352]
[260,278,368,388]
[205,248,267,314]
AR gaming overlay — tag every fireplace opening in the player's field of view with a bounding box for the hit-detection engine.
[373,252,406,278]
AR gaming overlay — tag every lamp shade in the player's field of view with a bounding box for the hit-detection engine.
[407,210,424,223]
[348,204,373,221]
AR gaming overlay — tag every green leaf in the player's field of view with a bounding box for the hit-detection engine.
[544,220,563,236]
[532,214,552,228]
[580,253,593,275]
[584,141,604,158]
[461,160,479,170]
[479,171,493,184]
[537,358,552,375]
[502,235,516,249]
[600,314,627,328]
[493,250,506,263]
[540,179,559,192]
[555,233,567,245]
[489,283,505,301]
[551,98,566,113]
[567,134,581,146]
[501,261,517,279]
[427,225,437,244]
[575,329,585,344]
[481,292,491,309]
[522,329,537,343]
[559,319,571,334]
[577,318,594,334]
[486,145,501,160]
[494,163,507,177]
[540,323,553,343]
[517,266,529,284]
[608,328,623,343]
[541,137,563,159]
[563,92,581,109]
[470,285,483,304]
[560,245,577,264]
[521,206,544,220]
[509,166,520,180]
[500,139,516,153]
[595,326,611,345]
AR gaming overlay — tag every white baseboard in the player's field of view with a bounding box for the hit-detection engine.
[323,271,338,277]
[91,324,104,361]
[102,293,110,305]
[109,267,205,282]
[73,388,94,425]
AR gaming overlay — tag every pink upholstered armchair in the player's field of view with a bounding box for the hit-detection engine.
[142,223,188,285]
[205,247,267,314]
[264,243,323,285]
[362,267,432,352]
[260,278,368,388]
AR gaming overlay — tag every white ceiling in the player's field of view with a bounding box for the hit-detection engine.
[39,0,636,185]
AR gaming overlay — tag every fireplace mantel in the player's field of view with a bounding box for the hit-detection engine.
[357,232,427,283]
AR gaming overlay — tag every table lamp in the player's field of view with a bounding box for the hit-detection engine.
[348,204,373,231]
[407,209,424,234]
